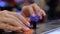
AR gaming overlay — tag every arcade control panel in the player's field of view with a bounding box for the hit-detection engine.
[0,10,46,34]
[0,16,46,34]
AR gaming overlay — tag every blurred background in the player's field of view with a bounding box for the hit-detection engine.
[0,0,60,34]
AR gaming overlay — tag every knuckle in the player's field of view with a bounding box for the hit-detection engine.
[0,12,3,14]
[22,6,27,9]
[0,12,5,15]
[32,3,37,6]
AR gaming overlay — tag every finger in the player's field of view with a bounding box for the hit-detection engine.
[0,11,30,31]
[4,11,30,31]
[2,11,25,27]
[26,17,31,22]
[40,9,46,16]
[0,12,21,26]
[28,6,35,17]
[22,6,30,17]
[5,12,30,31]
[7,12,30,26]
[0,18,21,27]
[32,4,42,19]
[0,22,21,31]
[1,11,29,27]
[0,18,30,31]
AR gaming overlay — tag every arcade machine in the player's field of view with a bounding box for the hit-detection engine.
[0,0,46,34]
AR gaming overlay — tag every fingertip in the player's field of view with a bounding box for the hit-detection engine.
[44,13,46,16]
[23,27,30,31]
[32,14,35,17]
[40,16,42,20]
[41,10,46,16]
[26,22,30,27]
[26,18,31,22]
[14,27,22,31]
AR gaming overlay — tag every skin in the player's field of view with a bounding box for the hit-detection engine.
[21,3,46,19]
[0,3,46,31]
[0,10,30,31]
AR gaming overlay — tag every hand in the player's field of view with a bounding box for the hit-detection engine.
[0,10,30,31]
[21,3,46,20]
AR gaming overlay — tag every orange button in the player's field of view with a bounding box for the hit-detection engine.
[24,29,34,34]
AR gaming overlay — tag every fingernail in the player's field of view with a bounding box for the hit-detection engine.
[27,22,30,26]
[14,27,22,31]
[26,28,30,30]
[23,27,30,31]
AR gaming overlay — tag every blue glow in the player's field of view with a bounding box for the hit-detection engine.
[17,10,21,14]
[0,1,7,7]
[17,10,39,22]
[30,14,39,22]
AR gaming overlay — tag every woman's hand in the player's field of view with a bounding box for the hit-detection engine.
[21,3,46,20]
[0,10,30,31]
